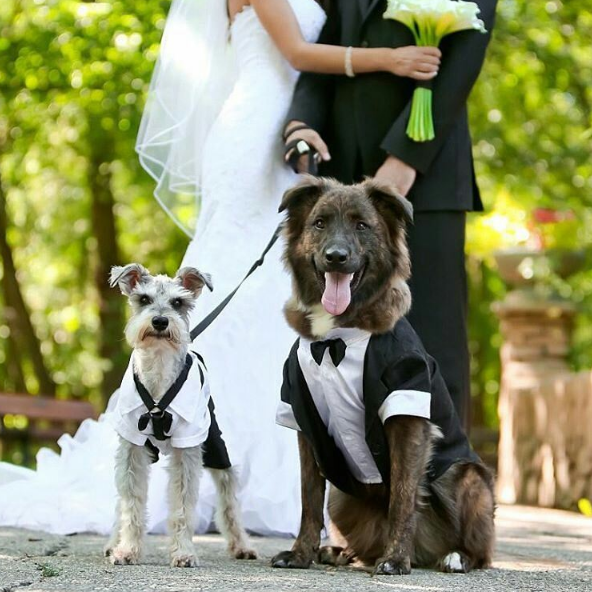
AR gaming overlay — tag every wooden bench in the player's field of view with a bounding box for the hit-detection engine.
[0,393,98,464]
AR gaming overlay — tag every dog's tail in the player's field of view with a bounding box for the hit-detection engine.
[209,467,257,560]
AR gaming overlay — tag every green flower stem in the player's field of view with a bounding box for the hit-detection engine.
[405,29,442,142]
[407,87,434,142]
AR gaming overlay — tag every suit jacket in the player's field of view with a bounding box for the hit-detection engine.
[286,0,498,212]
[279,318,479,498]
[111,350,231,468]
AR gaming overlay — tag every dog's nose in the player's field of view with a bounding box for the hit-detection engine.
[151,316,169,331]
[325,247,349,265]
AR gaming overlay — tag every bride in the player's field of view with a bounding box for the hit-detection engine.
[0,0,440,537]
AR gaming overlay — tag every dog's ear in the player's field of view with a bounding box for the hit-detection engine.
[364,179,413,227]
[278,175,327,214]
[280,176,332,240]
[364,179,412,281]
[176,267,213,296]
[109,264,151,295]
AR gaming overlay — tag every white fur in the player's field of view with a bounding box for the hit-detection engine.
[132,344,187,401]
[430,424,444,441]
[108,438,151,565]
[442,551,465,573]
[308,304,336,338]
[284,296,336,338]
[167,447,202,567]
[107,266,256,566]
[211,469,255,559]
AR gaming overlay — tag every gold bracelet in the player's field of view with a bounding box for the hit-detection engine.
[345,46,355,78]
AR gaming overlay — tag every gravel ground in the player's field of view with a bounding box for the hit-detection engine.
[1,505,591,592]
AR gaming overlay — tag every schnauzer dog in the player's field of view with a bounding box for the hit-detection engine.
[106,263,256,567]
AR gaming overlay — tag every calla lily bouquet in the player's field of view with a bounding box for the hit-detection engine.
[384,0,487,142]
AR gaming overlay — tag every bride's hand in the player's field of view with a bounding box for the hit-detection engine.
[384,46,441,81]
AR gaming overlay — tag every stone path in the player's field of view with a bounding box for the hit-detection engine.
[1,505,591,592]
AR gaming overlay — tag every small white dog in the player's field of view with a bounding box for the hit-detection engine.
[106,263,256,567]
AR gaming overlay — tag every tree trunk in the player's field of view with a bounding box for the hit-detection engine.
[88,137,126,407]
[0,172,57,396]
[3,323,28,393]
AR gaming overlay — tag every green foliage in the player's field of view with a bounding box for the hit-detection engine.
[470,0,592,212]
[465,0,592,425]
[0,0,591,439]
[37,562,61,577]
[0,0,186,409]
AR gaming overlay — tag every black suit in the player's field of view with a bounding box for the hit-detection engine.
[280,318,479,498]
[286,0,497,429]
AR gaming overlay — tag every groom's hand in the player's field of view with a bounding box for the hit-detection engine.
[284,121,331,173]
[374,156,417,196]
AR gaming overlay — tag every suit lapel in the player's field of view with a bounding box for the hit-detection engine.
[288,342,362,495]
[357,0,370,19]
[362,333,388,435]
[363,333,392,485]
[362,0,385,27]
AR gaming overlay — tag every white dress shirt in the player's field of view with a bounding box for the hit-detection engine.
[276,327,431,484]
[110,351,211,455]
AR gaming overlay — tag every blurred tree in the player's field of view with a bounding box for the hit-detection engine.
[466,0,592,427]
[1,167,56,396]
[0,0,186,411]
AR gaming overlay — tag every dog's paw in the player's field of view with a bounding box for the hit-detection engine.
[271,550,313,569]
[171,554,199,568]
[317,546,342,566]
[317,546,354,566]
[438,551,470,574]
[373,556,411,576]
[232,547,258,560]
[110,546,139,566]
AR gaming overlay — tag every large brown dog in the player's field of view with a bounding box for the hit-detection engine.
[271,176,495,575]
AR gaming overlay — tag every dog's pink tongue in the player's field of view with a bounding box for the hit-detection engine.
[322,272,354,316]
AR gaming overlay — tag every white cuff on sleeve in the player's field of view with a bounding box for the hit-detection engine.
[378,390,431,423]
[275,401,301,431]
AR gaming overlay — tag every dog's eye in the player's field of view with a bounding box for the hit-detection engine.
[139,295,151,306]
[356,221,369,231]
[313,218,325,230]
[171,298,183,309]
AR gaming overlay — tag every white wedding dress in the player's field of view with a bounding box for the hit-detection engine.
[0,0,326,537]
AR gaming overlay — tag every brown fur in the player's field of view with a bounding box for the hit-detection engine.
[271,177,495,575]
[270,434,326,569]
[280,176,412,339]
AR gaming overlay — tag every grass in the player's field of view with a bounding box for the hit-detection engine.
[36,562,61,578]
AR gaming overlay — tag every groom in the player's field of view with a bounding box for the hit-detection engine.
[284,0,498,431]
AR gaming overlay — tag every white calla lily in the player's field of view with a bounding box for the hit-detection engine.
[383,0,487,141]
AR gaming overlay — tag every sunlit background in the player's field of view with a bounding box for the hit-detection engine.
[1,0,591,481]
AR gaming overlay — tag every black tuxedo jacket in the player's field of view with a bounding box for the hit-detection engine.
[286,0,497,212]
[280,318,479,498]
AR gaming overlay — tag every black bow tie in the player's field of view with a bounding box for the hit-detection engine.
[137,404,173,441]
[134,354,193,441]
[310,338,347,367]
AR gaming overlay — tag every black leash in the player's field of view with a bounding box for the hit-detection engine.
[189,223,284,341]
[188,126,318,341]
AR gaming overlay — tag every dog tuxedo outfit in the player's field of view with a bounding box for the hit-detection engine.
[111,351,231,468]
[276,318,479,497]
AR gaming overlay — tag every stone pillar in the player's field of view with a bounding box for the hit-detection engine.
[493,293,576,505]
